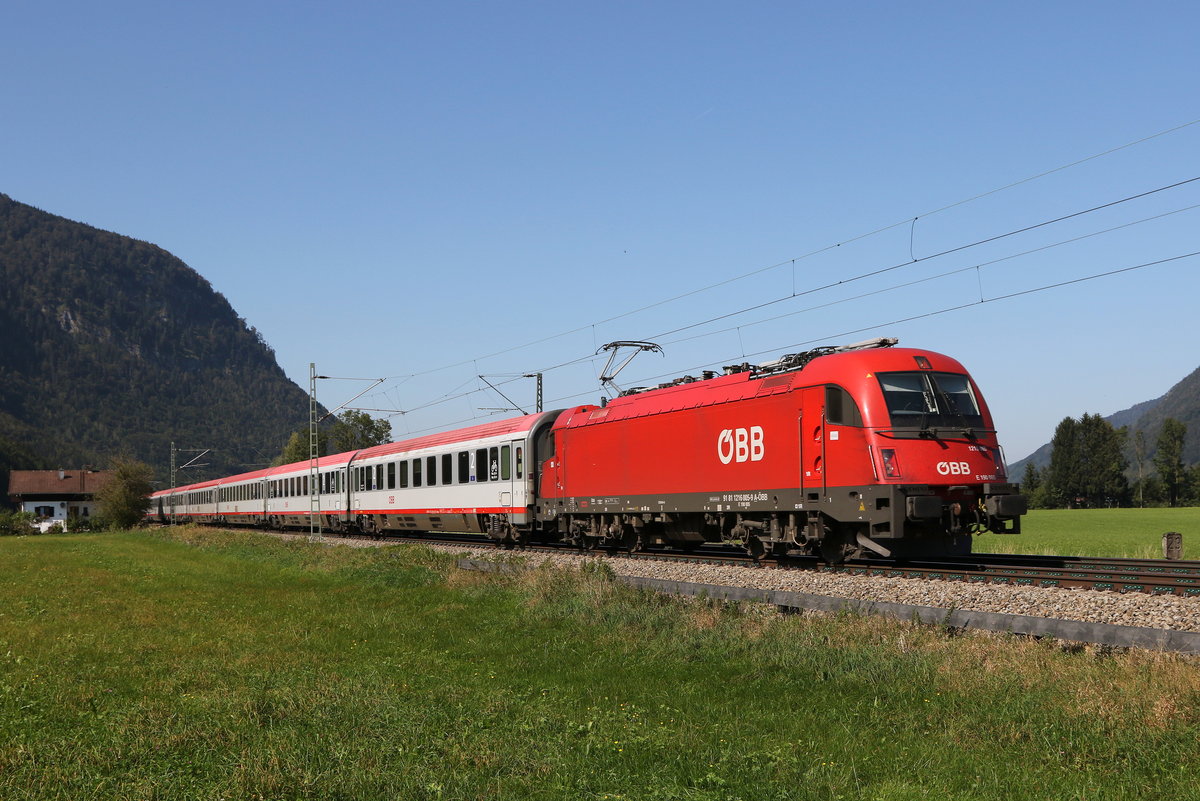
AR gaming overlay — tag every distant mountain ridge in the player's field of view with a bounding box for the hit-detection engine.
[0,193,310,483]
[1010,367,1200,476]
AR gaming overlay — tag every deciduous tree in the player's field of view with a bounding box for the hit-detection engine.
[95,459,154,529]
[330,411,393,453]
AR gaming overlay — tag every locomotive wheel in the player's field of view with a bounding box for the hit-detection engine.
[819,528,863,564]
[621,526,643,553]
[745,535,766,563]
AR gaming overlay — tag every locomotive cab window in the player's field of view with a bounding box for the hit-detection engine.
[824,385,863,426]
[877,372,984,430]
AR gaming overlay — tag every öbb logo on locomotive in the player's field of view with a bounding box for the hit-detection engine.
[717,426,765,464]
[936,461,972,476]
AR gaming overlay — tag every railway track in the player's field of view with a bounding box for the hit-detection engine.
[308,528,1200,597]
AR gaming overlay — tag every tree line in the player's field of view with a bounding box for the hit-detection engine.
[1021,415,1194,508]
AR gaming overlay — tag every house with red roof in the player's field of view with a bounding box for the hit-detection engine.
[7,469,114,527]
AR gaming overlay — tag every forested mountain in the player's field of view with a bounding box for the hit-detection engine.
[1010,368,1200,476]
[0,193,311,486]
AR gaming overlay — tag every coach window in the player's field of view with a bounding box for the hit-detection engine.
[458,451,470,483]
[441,453,452,485]
[425,455,436,485]
[375,464,384,491]
[488,447,500,481]
[500,445,511,480]
[516,447,523,478]
[475,448,488,482]
[398,460,408,488]
[387,462,396,490]
[413,458,422,487]
[825,385,864,426]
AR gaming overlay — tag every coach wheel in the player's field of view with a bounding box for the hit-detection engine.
[497,525,525,550]
[513,527,530,550]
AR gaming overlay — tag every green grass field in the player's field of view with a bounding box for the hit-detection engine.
[1,527,1198,800]
[975,507,1200,559]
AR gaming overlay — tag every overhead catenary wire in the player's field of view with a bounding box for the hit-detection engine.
[372,118,1200,385]
[387,249,1200,438]
[655,201,1200,349]
[393,179,1200,408]
[642,176,1200,343]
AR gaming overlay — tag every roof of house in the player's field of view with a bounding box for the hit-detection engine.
[7,470,115,498]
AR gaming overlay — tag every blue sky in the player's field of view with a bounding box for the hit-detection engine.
[4,1,1198,461]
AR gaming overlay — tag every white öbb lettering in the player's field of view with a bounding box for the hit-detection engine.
[718,426,764,464]
[936,461,971,476]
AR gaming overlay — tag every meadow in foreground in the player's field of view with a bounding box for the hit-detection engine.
[0,526,1197,800]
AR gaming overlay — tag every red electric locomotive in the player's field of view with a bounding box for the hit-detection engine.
[536,337,1026,561]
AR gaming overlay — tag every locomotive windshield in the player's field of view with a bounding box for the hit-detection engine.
[877,372,985,432]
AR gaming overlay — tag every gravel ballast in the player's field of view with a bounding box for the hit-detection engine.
[278,533,1200,634]
[462,547,1200,632]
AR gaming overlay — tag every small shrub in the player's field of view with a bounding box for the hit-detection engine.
[0,511,37,536]
[95,459,154,529]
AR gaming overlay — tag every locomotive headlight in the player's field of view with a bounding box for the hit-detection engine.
[880,449,901,478]
[991,447,1008,479]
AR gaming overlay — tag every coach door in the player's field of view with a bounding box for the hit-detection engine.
[494,441,518,511]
